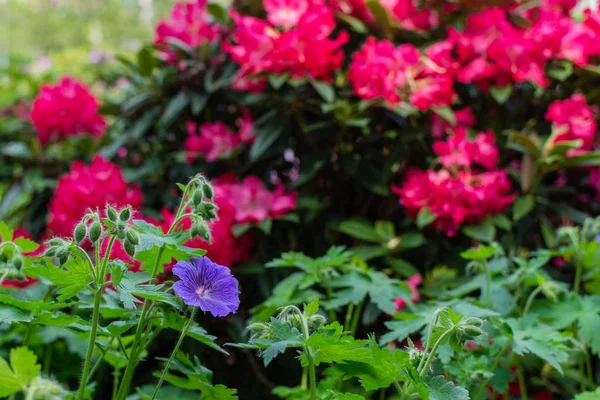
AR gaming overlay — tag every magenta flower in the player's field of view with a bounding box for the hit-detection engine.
[172,257,240,317]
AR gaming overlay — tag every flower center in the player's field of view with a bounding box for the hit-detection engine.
[196,285,209,297]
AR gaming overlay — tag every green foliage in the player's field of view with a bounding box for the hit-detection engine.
[0,347,41,397]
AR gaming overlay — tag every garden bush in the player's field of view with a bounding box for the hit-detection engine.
[3,0,600,399]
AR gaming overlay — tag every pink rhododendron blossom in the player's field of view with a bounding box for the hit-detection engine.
[545,94,597,155]
[154,0,221,62]
[433,128,499,170]
[31,77,106,144]
[348,37,457,109]
[431,107,476,138]
[213,175,297,223]
[1,228,43,288]
[264,0,310,27]
[394,168,514,237]
[185,110,255,163]
[47,156,143,238]
[225,4,347,88]
[394,274,422,312]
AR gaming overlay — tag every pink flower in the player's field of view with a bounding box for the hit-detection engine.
[394,274,422,312]
[31,77,106,144]
[431,107,476,138]
[185,122,240,163]
[47,156,143,238]
[213,175,297,224]
[237,107,256,144]
[545,94,597,155]
[154,0,221,62]
[264,0,310,27]
[394,168,514,237]
[433,128,499,170]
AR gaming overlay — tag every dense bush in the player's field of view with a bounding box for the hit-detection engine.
[3,0,600,399]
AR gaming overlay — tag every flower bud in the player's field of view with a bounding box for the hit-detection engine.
[124,241,136,258]
[47,238,65,246]
[119,207,131,222]
[55,246,69,259]
[463,325,483,339]
[126,230,140,246]
[44,247,57,257]
[74,223,87,244]
[202,183,214,200]
[89,222,102,243]
[12,255,23,270]
[107,206,118,222]
[58,253,69,265]
[206,209,217,220]
[197,221,211,242]
[192,189,203,207]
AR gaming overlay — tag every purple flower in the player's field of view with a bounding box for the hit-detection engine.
[172,257,240,317]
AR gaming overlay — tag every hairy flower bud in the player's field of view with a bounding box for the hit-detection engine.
[202,183,214,200]
[197,221,211,242]
[107,206,118,222]
[119,207,131,222]
[124,241,136,258]
[463,325,483,340]
[126,230,140,246]
[74,223,87,244]
[192,189,203,207]
[12,255,23,270]
[89,222,102,243]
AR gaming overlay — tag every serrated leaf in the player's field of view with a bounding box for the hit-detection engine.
[0,222,13,242]
[13,237,39,253]
[0,305,32,325]
[23,257,92,301]
[381,315,428,345]
[10,347,40,386]
[424,375,469,400]
[304,298,319,317]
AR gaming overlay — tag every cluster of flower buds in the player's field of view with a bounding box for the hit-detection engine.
[247,322,276,341]
[187,176,217,243]
[44,238,72,265]
[0,242,24,277]
[105,205,139,258]
[456,316,484,342]
[72,210,104,246]
[278,305,327,333]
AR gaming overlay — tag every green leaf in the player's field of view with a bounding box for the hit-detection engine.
[547,60,573,82]
[490,214,512,231]
[375,221,395,242]
[460,245,495,260]
[0,222,13,242]
[191,93,208,115]
[507,131,542,160]
[424,375,469,400]
[338,219,380,243]
[23,257,92,301]
[116,270,180,310]
[304,298,319,317]
[163,311,226,354]
[336,13,368,33]
[462,222,496,243]
[13,237,39,253]
[489,85,512,104]
[0,305,32,325]
[302,322,370,366]
[159,91,190,128]
[432,106,456,125]
[310,79,335,103]
[0,347,41,397]
[574,388,600,400]
[366,0,392,35]
[206,2,230,23]
[249,120,285,161]
[398,233,426,250]
[137,46,155,77]
[257,219,272,235]
[381,314,427,345]
[0,293,71,311]
[417,207,437,229]
[0,357,19,397]
[513,195,535,221]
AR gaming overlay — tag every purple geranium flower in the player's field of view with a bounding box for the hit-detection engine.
[172,257,240,317]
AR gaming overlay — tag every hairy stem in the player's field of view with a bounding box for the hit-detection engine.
[76,288,103,400]
[522,286,543,316]
[418,329,453,378]
[151,308,197,400]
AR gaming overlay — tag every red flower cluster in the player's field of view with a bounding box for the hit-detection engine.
[154,0,221,62]
[47,156,143,238]
[348,37,457,110]
[213,175,298,224]
[331,0,439,32]
[394,129,513,237]
[545,94,597,156]
[30,77,106,144]
[225,0,348,90]
[450,4,600,90]
[184,109,255,163]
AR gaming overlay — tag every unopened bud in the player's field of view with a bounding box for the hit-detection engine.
[74,224,87,244]
[197,221,211,242]
[126,230,139,246]
[192,190,203,206]
[12,255,23,270]
[107,206,118,222]
[89,222,102,243]
[119,208,131,222]
[124,241,136,258]
[202,183,214,200]
[463,326,483,339]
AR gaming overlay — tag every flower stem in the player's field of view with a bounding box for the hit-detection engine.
[418,329,453,378]
[151,308,197,400]
[298,308,317,400]
[522,286,543,316]
[574,260,583,294]
[77,288,103,400]
[517,365,528,400]
[349,299,364,336]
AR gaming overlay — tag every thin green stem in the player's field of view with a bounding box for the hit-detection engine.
[418,329,453,378]
[522,286,543,316]
[517,365,528,400]
[74,246,97,284]
[325,287,336,323]
[483,262,492,307]
[76,288,103,400]
[151,308,197,400]
[349,300,364,336]
[585,348,594,389]
[0,271,9,286]
[344,304,354,330]
[113,369,122,400]
[308,354,317,400]
[475,340,511,400]
[574,260,583,294]
[23,323,35,346]
[301,367,308,389]
[394,382,403,395]
[87,345,107,385]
